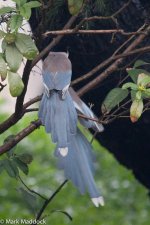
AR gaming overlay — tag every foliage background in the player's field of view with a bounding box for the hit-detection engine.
[0,0,150,224]
[0,101,150,225]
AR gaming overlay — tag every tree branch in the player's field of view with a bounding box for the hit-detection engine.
[72,45,150,86]
[0,95,41,135]
[0,120,41,155]
[15,60,32,117]
[43,29,145,37]
[77,26,150,96]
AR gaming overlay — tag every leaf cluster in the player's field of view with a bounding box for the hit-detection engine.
[0,0,40,97]
[101,60,150,123]
[0,135,33,178]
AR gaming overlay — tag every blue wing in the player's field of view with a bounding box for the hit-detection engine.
[69,88,104,132]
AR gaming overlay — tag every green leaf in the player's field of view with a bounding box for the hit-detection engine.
[15,33,38,59]
[0,7,14,16]
[8,71,24,97]
[122,82,138,91]
[0,30,5,39]
[136,91,142,100]
[101,88,128,114]
[20,5,31,20]
[0,54,7,81]
[127,69,150,83]
[4,159,19,178]
[130,99,143,123]
[18,153,33,164]
[24,1,42,8]
[19,187,37,214]
[137,73,147,86]
[13,157,29,175]
[13,0,27,6]
[131,90,136,101]
[68,0,84,15]
[4,33,16,44]
[10,15,23,32]
[20,0,27,5]
[134,60,149,68]
[142,88,150,99]
[5,44,23,72]
[2,39,7,52]
[137,73,150,87]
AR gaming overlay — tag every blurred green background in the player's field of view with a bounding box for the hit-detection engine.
[0,107,150,225]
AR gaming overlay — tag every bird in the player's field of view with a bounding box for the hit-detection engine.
[38,52,77,156]
[38,51,104,207]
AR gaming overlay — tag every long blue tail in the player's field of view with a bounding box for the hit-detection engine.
[39,89,104,206]
[39,91,77,154]
[55,128,104,207]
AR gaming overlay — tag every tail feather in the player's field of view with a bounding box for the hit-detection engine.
[38,91,77,148]
[55,129,101,198]
[38,93,47,123]
[67,95,78,134]
[45,97,52,132]
[55,138,85,194]
[53,93,68,146]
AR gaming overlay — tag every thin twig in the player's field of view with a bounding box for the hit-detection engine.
[104,109,129,124]
[19,175,47,201]
[74,0,132,30]
[25,108,39,113]
[35,180,68,223]
[102,99,131,123]
[43,29,145,37]
[78,114,103,124]
[112,23,146,56]
[23,95,42,109]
